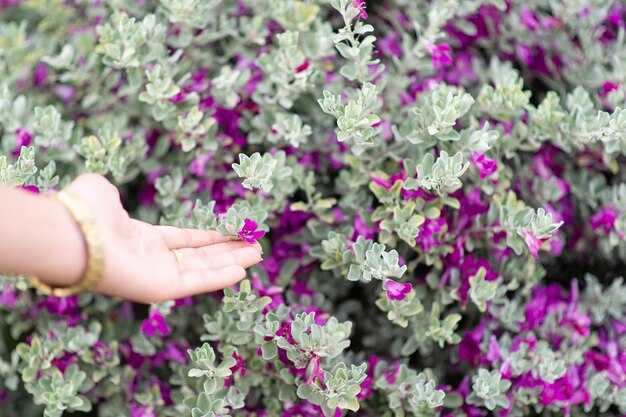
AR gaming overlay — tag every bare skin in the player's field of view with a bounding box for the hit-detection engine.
[0,174,262,303]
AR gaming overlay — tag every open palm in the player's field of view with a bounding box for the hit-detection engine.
[65,174,262,303]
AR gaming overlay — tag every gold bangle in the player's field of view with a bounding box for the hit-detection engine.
[28,190,105,297]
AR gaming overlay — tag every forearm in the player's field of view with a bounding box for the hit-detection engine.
[0,185,86,287]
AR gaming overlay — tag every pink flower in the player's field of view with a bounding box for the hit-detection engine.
[19,184,39,194]
[295,59,311,73]
[188,153,212,176]
[238,218,265,243]
[307,355,324,384]
[599,81,619,98]
[130,404,156,417]
[52,84,75,103]
[523,230,546,259]
[377,34,403,58]
[0,283,18,308]
[140,310,170,337]
[520,5,539,31]
[51,353,77,373]
[231,351,247,376]
[486,336,501,363]
[353,0,367,20]
[385,280,412,301]
[138,185,156,206]
[168,91,187,103]
[426,42,453,69]
[353,213,375,240]
[590,206,620,234]
[32,62,48,86]
[12,128,33,157]
[470,152,497,179]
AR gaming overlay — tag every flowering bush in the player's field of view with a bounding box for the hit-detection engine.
[1,0,626,416]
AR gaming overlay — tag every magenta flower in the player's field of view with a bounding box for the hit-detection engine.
[306,355,324,384]
[523,230,544,258]
[188,152,212,176]
[520,5,539,31]
[385,280,412,301]
[426,42,453,69]
[353,213,375,240]
[51,84,76,103]
[168,91,187,103]
[590,206,619,234]
[12,128,33,157]
[130,404,156,417]
[485,336,501,363]
[138,185,156,206]
[231,351,247,376]
[377,34,403,57]
[470,152,497,179]
[599,81,619,98]
[353,0,368,19]
[0,283,18,308]
[295,59,311,73]
[238,218,265,243]
[140,310,170,337]
[93,341,114,365]
[32,62,48,86]
[51,353,77,373]
[19,184,39,194]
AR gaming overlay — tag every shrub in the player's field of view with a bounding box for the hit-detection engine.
[1,1,626,416]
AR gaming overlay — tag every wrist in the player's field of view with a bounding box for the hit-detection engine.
[33,194,87,287]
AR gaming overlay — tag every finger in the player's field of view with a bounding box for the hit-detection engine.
[155,225,237,249]
[195,240,262,256]
[178,265,247,297]
[178,246,262,271]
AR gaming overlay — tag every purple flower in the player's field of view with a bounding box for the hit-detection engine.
[590,206,619,234]
[307,355,324,384]
[415,217,446,252]
[19,184,39,194]
[188,152,212,176]
[93,341,114,365]
[231,351,247,376]
[130,404,155,417]
[485,335,501,363]
[238,218,265,243]
[51,353,77,374]
[352,213,376,240]
[37,295,79,316]
[385,280,412,301]
[470,152,497,179]
[140,310,170,337]
[520,5,540,31]
[12,128,33,157]
[523,230,544,258]
[353,0,367,20]
[51,85,76,103]
[295,59,311,73]
[458,322,487,366]
[599,81,619,98]
[138,184,156,206]
[377,34,403,57]
[0,283,18,308]
[32,62,48,86]
[426,42,453,69]
[168,91,187,103]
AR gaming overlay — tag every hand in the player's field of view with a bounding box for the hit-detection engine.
[61,174,262,303]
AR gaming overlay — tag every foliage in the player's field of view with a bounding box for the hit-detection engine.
[1,0,626,416]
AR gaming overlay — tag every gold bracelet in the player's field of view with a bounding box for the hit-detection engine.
[28,190,105,297]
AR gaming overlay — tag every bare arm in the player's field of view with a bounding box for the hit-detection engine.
[0,174,262,303]
[0,183,86,286]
